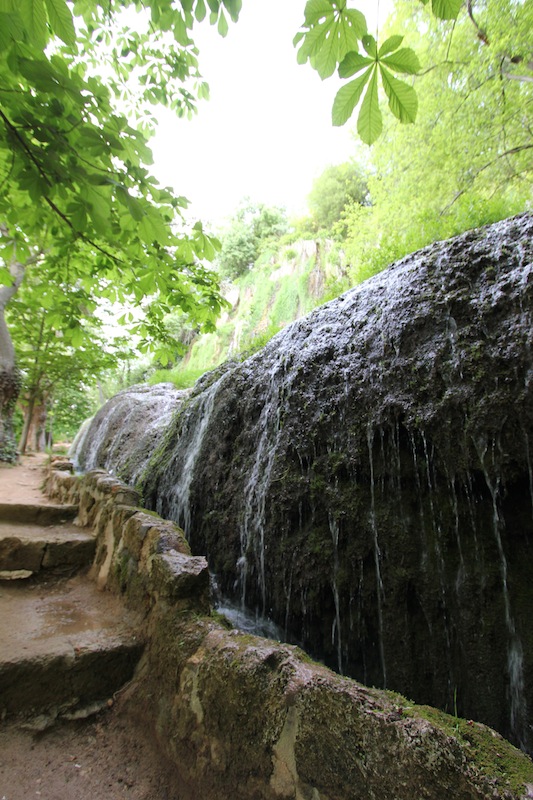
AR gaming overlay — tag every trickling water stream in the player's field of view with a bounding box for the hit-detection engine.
[366,428,386,687]
[72,383,185,483]
[73,214,533,752]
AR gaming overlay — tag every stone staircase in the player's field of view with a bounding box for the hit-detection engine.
[0,457,144,726]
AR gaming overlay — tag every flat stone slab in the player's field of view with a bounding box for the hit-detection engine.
[0,502,78,525]
[0,521,95,577]
[0,575,144,720]
[0,455,78,524]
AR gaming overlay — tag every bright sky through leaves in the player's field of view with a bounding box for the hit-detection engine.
[151,0,390,226]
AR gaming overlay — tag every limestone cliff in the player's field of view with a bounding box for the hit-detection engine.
[75,213,533,752]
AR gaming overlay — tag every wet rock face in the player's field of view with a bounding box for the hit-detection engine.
[73,383,187,484]
[76,214,533,752]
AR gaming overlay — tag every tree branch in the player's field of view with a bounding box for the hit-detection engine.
[467,0,489,45]
[0,108,125,265]
[502,72,533,84]
[440,144,533,214]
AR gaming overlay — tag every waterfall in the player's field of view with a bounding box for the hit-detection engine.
[71,383,184,482]
[238,357,291,613]
[157,380,222,536]
[74,214,533,752]
[329,513,343,674]
[478,437,528,749]
[367,427,386,688]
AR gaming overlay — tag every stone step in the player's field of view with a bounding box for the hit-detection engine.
[0,576,144,723]
[0,521,95,580]
[0,502,78,525]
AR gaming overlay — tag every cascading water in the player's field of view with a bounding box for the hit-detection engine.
[366,428,386,687]
[155,377,224,535]
[238,361,288,613]
[328,512,343,674]
[71,383,186,483]
[75,214,533,753]
[477,436,528,750]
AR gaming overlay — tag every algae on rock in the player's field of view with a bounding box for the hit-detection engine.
[74,214,533,753]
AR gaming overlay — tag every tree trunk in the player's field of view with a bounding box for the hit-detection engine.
[18,394,35,455]
[0,259,25,462]
[19,397,48,454]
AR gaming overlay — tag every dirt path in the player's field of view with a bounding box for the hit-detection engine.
[0,699,183,800]
[0,453,55,505]
[0,455,186,800]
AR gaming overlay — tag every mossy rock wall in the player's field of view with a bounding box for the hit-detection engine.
[47,461,533,799]
[76,214,533,752]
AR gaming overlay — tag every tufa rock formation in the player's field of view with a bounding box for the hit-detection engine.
[74,213,533,752]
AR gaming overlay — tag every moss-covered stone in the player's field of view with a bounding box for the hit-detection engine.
[73,214,533,753]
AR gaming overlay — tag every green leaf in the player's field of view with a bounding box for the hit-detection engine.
[303,0,334,26]
[296,0,367,79]
[69,326,85,347]
[218,8,228,36]
[362,34,377,58]
[345,8,367,36]
[222,0,241,22]
[293,30,304,46]
[381,47,421,75]
[379,64,418,123]
[332,67,372,126]
[40,292,54,309]
[68,202,88,232]
[173,12,191,46]
[378,35,404,57]
[0,267,12,285]
[338,50,373,79]
[432,0,462,19]
[18,0,48,49]
[357,67,382,145]
[0,12,25,50]
[195,0,206,22]
[84,185,112,235]
[312,24,345,78]
[117,186,145,221]
[17,57,61,90]
[44,0,75,46]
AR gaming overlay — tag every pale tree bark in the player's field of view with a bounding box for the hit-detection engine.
[19,400,48,453]
[0,223,47,460]
[0,260,25,461]
[18,314,47,455]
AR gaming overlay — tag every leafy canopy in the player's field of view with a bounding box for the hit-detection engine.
[2,0,530,364]
[342,0,532,284]
[307,161,369,233]
[295,0,484,144]
[0,0,246,360]
[217,201,289,281]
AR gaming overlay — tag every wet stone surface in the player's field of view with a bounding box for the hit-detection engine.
[74,214,533,752]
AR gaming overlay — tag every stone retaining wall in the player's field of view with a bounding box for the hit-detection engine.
[46,458,533,800]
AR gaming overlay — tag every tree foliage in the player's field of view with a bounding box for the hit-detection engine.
[8,269,131,451]
[295,0,532,144]
[0,0,235,345]
[0,0,241,457]
[342,0,532,284]
[308,161,369,233]
[217,201,289,281]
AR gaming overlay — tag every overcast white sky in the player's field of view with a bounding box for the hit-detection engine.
[150,0,389,227]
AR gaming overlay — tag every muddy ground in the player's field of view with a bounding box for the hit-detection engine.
[0,698,185,800]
